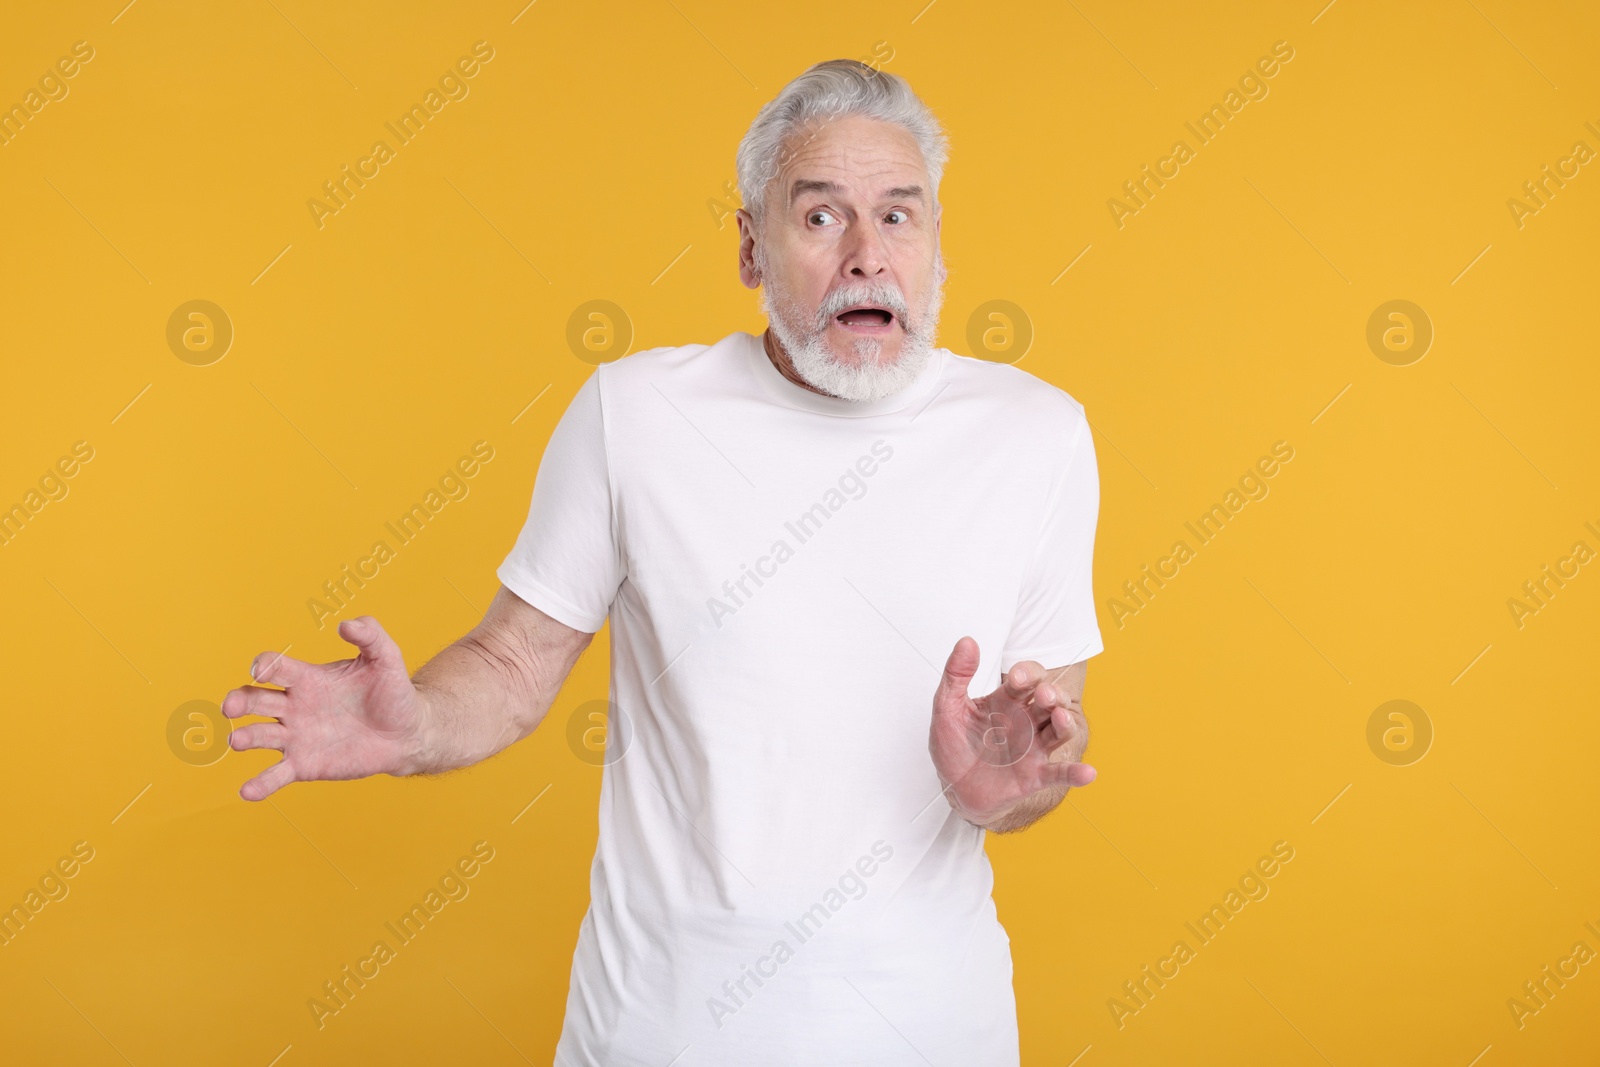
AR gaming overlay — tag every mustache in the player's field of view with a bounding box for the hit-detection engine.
[754,244,945,341]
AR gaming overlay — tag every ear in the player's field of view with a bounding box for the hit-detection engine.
[736,209,761,289]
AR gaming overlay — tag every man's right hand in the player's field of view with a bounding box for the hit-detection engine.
[222,615,429,801]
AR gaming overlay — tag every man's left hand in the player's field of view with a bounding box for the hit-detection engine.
[928,636,1095,829]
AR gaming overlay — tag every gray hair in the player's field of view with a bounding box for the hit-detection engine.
[736,58,949,231]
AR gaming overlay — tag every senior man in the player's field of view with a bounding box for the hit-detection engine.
[224,58,1103,1065]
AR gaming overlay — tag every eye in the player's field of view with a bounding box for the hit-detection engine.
[885,209,910,224]
[808,209,837,226]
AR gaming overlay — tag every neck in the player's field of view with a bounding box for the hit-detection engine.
[762,327,834,398]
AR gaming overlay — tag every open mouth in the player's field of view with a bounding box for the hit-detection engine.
[834,305,896,330]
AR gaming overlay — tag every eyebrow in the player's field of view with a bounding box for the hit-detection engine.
[788,178,925,207]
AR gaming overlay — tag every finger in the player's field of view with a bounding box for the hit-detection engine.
[230,722,288,753]
[338,615,403,672]
[1042,703,1081,753]
[1001,660,1044,703]
[251,649,310,688]
[934,636,981,713]
[1044,758,1097,790]
[1020,685,1054,730]
[1064,761,1097,787]
[240,758,296,802]
[220,685,290,720]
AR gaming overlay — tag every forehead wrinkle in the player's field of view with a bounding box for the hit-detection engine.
[777,123,929,210]
[786,178,926,210]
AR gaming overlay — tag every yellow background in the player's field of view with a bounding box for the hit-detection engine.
[2,0,1597,1063]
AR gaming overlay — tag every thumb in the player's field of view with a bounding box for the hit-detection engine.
[338,615,401,669]
[934,636,980,712]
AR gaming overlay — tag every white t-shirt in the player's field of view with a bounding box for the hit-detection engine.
[497,329,1102,1066]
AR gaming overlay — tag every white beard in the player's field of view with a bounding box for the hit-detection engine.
[757,248,945,403]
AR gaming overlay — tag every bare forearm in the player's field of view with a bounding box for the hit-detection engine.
[402,625,582,776]
[982,782,1072,834]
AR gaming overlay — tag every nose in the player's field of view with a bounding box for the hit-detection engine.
[841,219,888,280]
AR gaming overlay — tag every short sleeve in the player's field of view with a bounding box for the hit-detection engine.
[1000,402,1104,670]
[495,370,623,633]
